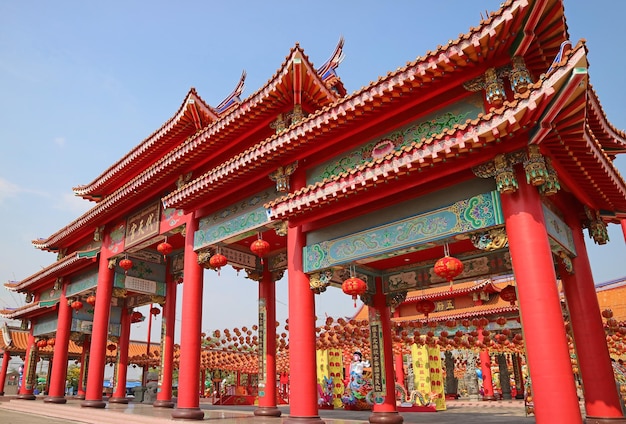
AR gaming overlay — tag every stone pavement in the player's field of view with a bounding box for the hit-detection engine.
[0,395,538,424]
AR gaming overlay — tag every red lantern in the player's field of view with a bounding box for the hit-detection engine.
[434,255,464,291]
[119,258,133,274]
[71,300,83,311]
[341,277,367,307]
[37,339,47,348]
[209,253,228,275]
[150,306,161,316]
[131,311,144,323]
[47,338,55,347]
[107,343,117,352]
[86,295,96,306]
[415,299,436,318]
[157,241,173,258]
[499,285,517,305]
[250,238,270,264]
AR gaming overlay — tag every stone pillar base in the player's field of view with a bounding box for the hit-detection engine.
[369,411,404,424]
[44,396,67,404]
[16,393,36,400]
[74,394,86,400]
[482,395,496,401]
[254,406,282,417]
[153,399,175,408]
[171,407,204,420]
[283,416,325,424]
[109,397,129,404]
[81,399,106,408]
[586,417,626,424]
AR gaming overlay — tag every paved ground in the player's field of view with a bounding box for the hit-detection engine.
[0,396,539,424]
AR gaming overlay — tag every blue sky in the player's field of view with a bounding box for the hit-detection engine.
[1,0,626,348]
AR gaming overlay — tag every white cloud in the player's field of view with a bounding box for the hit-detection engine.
[53,136,66,147]
[0,177,20,203]
[54,192,93,215]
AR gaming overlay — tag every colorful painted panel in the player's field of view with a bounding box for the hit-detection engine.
[195,207,269,250]
[308,95,483,184]
[384,250,512,293]
[161,207,185,232]
[304,191,503,273]
[66,270,99,297]
[108,221,126,255]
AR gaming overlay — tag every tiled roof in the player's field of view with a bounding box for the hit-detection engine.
[5,248,98,293]
[34,45,339,251]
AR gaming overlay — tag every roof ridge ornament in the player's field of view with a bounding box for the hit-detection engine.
[216,70,247,113]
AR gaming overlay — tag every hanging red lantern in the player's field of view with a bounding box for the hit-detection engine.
[107,343,117,352]
[415,299,436,318]
[434,255,464,291]
[71,300,83,311]
[86,295,96,306]
[47,338,55,347]
[119,258,133,274]
[341,277,367,307]
[150,306,161,316]
[250,237,270,264]
[209,253,228,275]
[131,311,144,323]
[499,285,517,305]
[37,339,47,348]
[157,240,173,259]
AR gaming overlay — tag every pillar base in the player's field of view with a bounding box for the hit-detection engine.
[586,417,626,424]
[153,399,175,408]
[16,393,36,400]
[171,407,204,420]
[44,396,67,404]
[0,391,4,396]
[482,395,496,401]
[74,394,86,400]
[108,396,129,404]
[283,416,324,424]
[254,406,282,417]
[81,399,106,408]
[369,411,404,424]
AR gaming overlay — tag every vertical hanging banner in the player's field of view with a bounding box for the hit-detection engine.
[24,342,37,391]
[411,344,430,395]
[368,309,386,398]
[258,298,267,389]
[158,314,167,392]
[426,345,446,411]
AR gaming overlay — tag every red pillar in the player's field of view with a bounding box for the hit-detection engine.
[621,219,626,242]
[369,278,403,424]
[45,282,72,403]
[109,305,131,403]
[479,350,494,400]
[82,234,115,408]
[283,168,323,424]
[392,310,405,389]
[154,271,177,408]
[500,168,582,423]
[477,329,494,400]
[171,216,204,420]
[559,199,625,421]
[17,331,36,400]
[76,335,90,400]
[0,352,10,396]
[254,264,281,417]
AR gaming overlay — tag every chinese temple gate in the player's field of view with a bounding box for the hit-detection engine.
[2,1,626,423]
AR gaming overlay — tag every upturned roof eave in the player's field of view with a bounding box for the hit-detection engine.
[162,0,557,212]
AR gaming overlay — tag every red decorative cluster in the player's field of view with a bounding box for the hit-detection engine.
[415,299,436,318]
